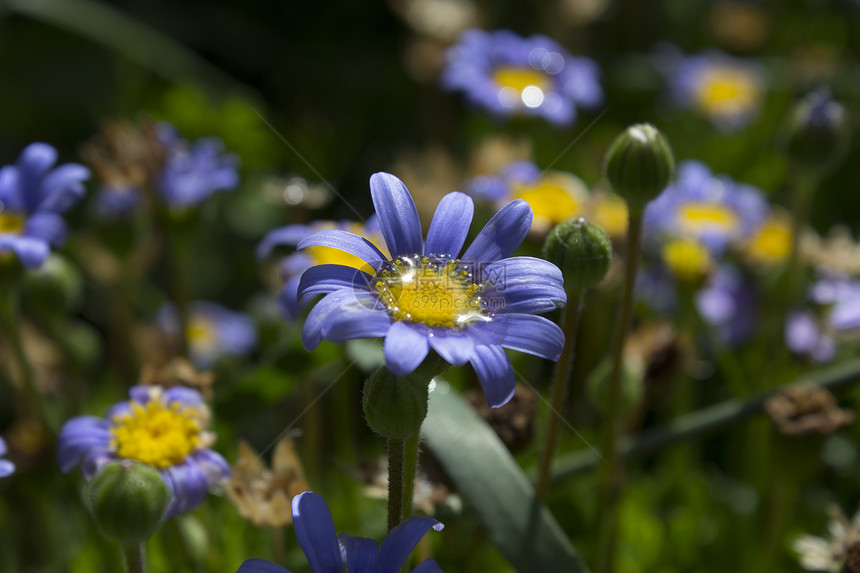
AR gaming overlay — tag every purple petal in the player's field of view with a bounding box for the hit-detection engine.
[383,322,430,377]
[337,533,378,573]
[236,559,292,573]
[428,329,475,366]
[129,385,155,404]
[302,288,391,350]
[461,199,532,263]
[24,212,67,247]
[256,225,316,260]
[298,264,374,303]
[162,386,206,408]
[468,333,515,408]
[0,166,25,211]
[292,492,343,573]
[298,229,387,270]
[483,314,564,361]
[374,516,443,573]
[370,173,423,257]
[0,459,14,478]
[36,163,89,213]
[190,449,231,486]
[0,235,49,269]
[278,275,302,319]
[480,257,566,314]
[423,192,474,258]
[163,460,209,517]
[57,416,112,473]
[17,143,57,209]
[412,559,445,573]
[0,437,7,457]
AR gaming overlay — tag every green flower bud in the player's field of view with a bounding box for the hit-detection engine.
[604,123,674,215]
[23,254,84,314]
[543,217,612,295]
[88,461,169,546]
[786,90,850,176]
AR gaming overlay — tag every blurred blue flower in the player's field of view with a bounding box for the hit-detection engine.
[57,385,230,517]
[158,301,257,368]
[0,143,89,268]
[442,29,602,126]
[256,217,385,319]
[786,274,860,363]
[657,46,765,131]
[696,265,758,346]
[236,491,444,573]
[0,437,15,478]
[297,172,565,408]
[644,160,769,256]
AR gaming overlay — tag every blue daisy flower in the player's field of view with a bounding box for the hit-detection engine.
[0,437,15,478]
[296,172,566,408]
[236,491,444,573]
[442,29,602,126]
[0,143,89,269]
[256,217,385,319]
[158,301,257,368]
[644,160,769,256]
[58,385,230,517]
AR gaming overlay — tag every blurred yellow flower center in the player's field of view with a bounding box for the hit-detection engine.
[374,256,486,328]
[514,181,581,225]
[677,203,739,237]
[112,400,201,468]
[695,66,759,117]
[187,317,216,349]
[662,239,712,282]
[747,217,792,263]
[591,195,629,238]
[0,212,26,235]
[494,67,550,93]
[307,224,384,274]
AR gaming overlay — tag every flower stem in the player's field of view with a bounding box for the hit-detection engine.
[165,230,192,358]
[387,437,405,531]
[0,282,46,426]
[401,431,421,520]
[535,293,584,502]
[596,212,643,573]
[123,544,145,573]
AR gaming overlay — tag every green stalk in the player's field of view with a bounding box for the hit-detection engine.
[387,437,405,532]
[0,283,46,426]
[596,213,643,573]
[122,544,145,573]
[165,229,192,358]
[401,431,421,521]
[535,293,584,501]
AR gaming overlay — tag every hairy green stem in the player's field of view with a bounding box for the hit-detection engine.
[401,431,421,521]
[596,213,643,573]
[387,437,405,532]
[535,294,583,501]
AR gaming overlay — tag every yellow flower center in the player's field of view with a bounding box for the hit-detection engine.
[694,66,760,118]
[111,400,202,468]
[591,194,629,238]
[307,223,385,274]
[662,239,712,282]
[0,212,26,235]
[494,67,550,92]
[746,217,792,263]
[374,256,486,328]
[513,179,582,225]
[676,203,740,237]
[187,317,216,350]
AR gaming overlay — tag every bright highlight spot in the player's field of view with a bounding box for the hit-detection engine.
[112,400,202,468]
[494,66,550,109]
[374,255,486,328]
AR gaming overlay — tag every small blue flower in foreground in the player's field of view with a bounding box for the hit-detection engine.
[58,385,230,517]
[442,29,602,126]
[297,173,566,408]
[0,437,15,478]
[236,491,444,573]
[158,301,257,368]
[0,143,89,268]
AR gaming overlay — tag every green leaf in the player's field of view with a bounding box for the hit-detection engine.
[422,384,591,573]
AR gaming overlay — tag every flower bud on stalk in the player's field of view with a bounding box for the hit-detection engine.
[604,123,674,215]
[87,460,169,547]
[543,217,612,295]
[786,90,850,177]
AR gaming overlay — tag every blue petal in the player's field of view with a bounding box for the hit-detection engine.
[468,331,515,408]
[483,314,564,361]
[411,559,444,573]
[298,265,375,303]
[129,385,155,404]
[338,533,378,573]
[302,288,390,350]
[0,166,25,211]
[163,460,209,517]
[278,275,302,319]
[0,235,50,269]
[24,212,67,247]
[461,199,532,263]
[17,143,57,211]
[0,437,6,457]
[256,225,316,260]
[57,416,112,473]
[383,322,429,377]
[36,163,89,213]
[370,173,423,257]
[0,459,14,478]
[163,386,206,408]
[423,192,474,258]
[292,492,343,573]
[374,516,443,573]
[297,229,387,270]
[236,559,292,573]
[190,449,231,485]
[480,257,566,314]
[428,329,475,366]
